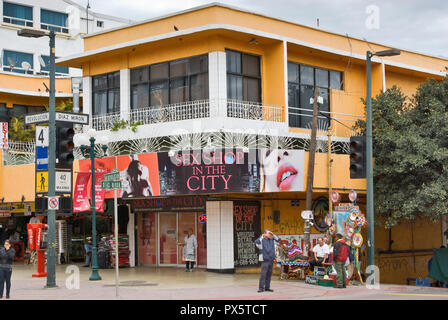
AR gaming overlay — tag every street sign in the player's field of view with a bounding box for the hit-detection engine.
[26,111,89,125]
[25,112,50,125]
[36,171,49,193]
[48,197,59,210]
[104,169,120,182]
[55,171,72,193]
[101,180,122,190]
[36,126,49,147]
[0,122,8,149]
[55,111,89,125]
[36,146,49,170]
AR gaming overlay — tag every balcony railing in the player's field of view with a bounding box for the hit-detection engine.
[227,99,284,122]
[2,141,35,166]
[91,111,121,132]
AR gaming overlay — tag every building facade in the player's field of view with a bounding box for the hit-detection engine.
[4,3,448,283]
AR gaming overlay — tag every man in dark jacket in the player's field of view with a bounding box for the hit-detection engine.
[254,230,280,293]
[0,240,16,299]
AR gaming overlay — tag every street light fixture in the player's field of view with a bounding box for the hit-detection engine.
[365,48,401,282]
[75,129,109,281]
[18,29,57,288]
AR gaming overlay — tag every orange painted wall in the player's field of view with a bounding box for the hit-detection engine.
[0,152,35,203]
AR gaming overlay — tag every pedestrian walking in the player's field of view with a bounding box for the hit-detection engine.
[333,233,349,288]
[0,240,16,299]
[83,237,93,267]
[177,228,197,272]
[254,230,280,293]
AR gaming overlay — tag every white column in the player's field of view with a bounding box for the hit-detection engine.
[120,68,130,121]
[283,40,289,126]
[34,5,40,27]
[206,201,234,272]
[126,205,136,267]
[208,51,227,118]
[82,76,92,127]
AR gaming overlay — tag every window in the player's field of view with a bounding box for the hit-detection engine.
[92,71,120,115]
[0,104,45,128]
[130,54,208,109]
[40,55,69,75]
[2,50,33,74]
[0,104,8,123]
[288,61,343,128]
[40,9,68,33]
[3,2,33,27]
[97,20,104,28]
[226,50,261,103]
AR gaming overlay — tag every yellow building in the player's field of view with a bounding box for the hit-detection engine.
[4,3,447,283]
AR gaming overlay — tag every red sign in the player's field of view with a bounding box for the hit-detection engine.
[73,172,91,212]
[94,172,107,212]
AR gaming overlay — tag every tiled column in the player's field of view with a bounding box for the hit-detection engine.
[120,68,130,121]
[206,201,234,273]
[208,51,227,118]
[126,205,135,267]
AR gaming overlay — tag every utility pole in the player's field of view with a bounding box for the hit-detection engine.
[304,86,320,257]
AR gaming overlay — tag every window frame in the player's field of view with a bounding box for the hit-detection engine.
[3,1,33,27]
[92,71,121,116]
[130,54,209,110]
[40,8,69,34]
[287,61,343,129]
[225,49,262,103]
[2,49,34,74]
[39,55,70,76]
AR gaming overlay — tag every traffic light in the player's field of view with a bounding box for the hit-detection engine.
[56,123,74,168]
[349,136,366,179]
[35,197,48,212]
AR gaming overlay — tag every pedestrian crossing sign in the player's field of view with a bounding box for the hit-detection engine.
[36,171,48,193]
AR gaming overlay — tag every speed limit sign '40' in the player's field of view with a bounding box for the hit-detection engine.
[48,196,59,210]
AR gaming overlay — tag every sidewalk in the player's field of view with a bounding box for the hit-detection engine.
[5,263,448,300]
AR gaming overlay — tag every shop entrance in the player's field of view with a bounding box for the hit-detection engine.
[137,212,206,267]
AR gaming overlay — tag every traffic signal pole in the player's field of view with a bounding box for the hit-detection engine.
[46,31,56,288]
[366,51,375,280]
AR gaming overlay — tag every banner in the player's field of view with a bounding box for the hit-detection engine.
[94,172,107,213]
[233,201,261,267]
[73,172,91,212]
[0,122,7,149]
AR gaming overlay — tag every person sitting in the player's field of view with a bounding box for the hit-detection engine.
[309,237,329,269]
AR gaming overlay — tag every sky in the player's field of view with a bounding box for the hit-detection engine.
[76,0,448,58]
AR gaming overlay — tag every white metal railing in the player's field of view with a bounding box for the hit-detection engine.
[227,99,284,122]
[130,99,210,125]
[92,111,121,131]
[2,141,35,166]
[3,15,33,27]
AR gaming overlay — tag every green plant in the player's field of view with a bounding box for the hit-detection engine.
[110,120,143,133]
[8,117,36,141]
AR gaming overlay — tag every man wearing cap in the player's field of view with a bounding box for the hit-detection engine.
[83,237,93,267]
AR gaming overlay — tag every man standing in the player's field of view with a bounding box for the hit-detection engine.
[309,237,329,269]
[254,230,280,293]
[83,237,93,267]
[333,234,349,288]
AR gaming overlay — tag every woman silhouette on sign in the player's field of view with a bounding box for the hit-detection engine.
[121,155,153,198]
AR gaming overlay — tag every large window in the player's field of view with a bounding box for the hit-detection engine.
[0,104,8,123]
[40,9,68,34]
[288,62,343,128]
[92,72,120,115]
[2,50,33,74]
[0,104,45,127]
[3,2,33,27]
[226,50,261,103]
[130,54,208,109]
[40,55,69,75]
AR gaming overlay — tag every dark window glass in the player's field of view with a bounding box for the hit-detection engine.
[226,50,241,74]
[226,50,261,103]
[150,63,168,80]
[300,65,314,86]
[3,50,33,74]
[0,103,8,123]
[92,71,120,115]
[41,9,67,27]
[150,81,169,106]
[330,70,343,90]
[3,2,33,26]
[288,62,299,83]
[190,73,208,101]
[130,54,208,109]
[288,84,300,128]
[40,55,69,74]
[299,85,314,128]
[315,68,329,88]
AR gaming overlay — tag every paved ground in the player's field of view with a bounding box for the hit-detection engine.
[3,263,448,300]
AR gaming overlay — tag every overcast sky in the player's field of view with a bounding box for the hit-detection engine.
[77,0,448,58]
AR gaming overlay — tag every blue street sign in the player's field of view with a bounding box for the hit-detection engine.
[36,146,49,170]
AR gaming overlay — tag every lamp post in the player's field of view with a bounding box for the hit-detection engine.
[366,49,400,279]
[75,129,108,281]
[18,29,57,288]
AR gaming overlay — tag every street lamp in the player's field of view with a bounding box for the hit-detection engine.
[366,49,400,280]
[74,129,109,281]
[18,29,57,288]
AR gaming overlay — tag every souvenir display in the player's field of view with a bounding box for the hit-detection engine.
[352,233,363,248]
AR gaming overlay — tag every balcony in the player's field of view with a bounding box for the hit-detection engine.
[91,99,285,131]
